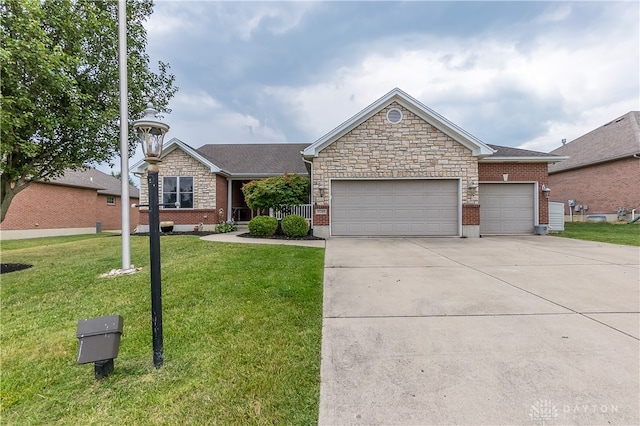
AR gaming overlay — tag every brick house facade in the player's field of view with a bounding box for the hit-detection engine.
[549,111,640,221]
[134,88,565,237]
[0,168,139,240]
[549,157,638,219]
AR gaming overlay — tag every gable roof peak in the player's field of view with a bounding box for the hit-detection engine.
[303,88,495,158]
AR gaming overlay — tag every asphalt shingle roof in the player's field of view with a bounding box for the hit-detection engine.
[487,144,562,158]
[49,168,140,197]
[196,143,310,175]
[549,111,640,173]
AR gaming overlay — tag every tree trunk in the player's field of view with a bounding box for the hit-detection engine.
[0,178,29,223]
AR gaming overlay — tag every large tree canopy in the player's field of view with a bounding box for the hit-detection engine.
[0,0,178,222]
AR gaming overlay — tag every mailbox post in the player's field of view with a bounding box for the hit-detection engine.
[76,315,123,379]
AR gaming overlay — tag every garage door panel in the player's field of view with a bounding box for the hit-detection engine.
[332,180,459,236]
[480,183,534,234]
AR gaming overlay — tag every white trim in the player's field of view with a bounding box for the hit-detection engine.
[131,138,228,175]
[480,156,569,164]
[227,177,233,222]
[386,108,403,124]
[161,175,194,210]
[478,181,539,233]
[303,88,495,159]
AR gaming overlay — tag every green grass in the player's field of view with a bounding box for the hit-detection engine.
[554,221,640,246]
[1,232,112,251]
[1,235,325,425]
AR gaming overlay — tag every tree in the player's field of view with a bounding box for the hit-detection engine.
[0,0,178,222]
[242,174,310,213]
[111,171,137,188]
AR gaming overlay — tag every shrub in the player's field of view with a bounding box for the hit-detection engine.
[281,214,309,238]
[248,216,278,237]
[215,221,237,233]
[242,174,310,211]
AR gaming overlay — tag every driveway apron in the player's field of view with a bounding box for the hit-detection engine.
[318,236,640,425]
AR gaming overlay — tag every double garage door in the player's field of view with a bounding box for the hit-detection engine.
[331,180,458,236]
[479,183,535,234]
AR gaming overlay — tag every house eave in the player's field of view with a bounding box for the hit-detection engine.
[480,156,569,164]
[130,138,229,175]
[549,152,640,174]
[228,172,310,180]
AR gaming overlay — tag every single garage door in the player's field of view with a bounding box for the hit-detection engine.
[479,183,535,234]
[331,179,459,236]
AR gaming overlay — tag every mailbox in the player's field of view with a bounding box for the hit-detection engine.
[76,315,123,379]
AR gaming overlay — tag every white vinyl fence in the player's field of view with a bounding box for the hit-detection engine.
[274,204,313,221]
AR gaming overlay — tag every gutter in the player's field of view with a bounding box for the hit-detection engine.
[480,156,569,164]
[549,152,640,174]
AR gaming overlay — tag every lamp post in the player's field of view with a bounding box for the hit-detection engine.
[133,103,169,368]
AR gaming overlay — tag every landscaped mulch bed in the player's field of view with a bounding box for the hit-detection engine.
[237,233,324,241]
[131,231,217,237]
[1,263,33,274]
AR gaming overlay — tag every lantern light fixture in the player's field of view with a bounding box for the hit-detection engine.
[133,103,169,164]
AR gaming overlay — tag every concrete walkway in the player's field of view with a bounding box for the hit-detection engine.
[200,230,325,248]
[319,236,639,425]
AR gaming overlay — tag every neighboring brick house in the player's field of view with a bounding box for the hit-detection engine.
[134,88,565,238]
[0,168,139,240]
[548,111,640,221]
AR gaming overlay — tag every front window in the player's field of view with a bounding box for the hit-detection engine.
[163,176,193,208]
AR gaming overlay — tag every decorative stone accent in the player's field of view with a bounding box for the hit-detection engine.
[139,149,218,210]
[312,103,479,205]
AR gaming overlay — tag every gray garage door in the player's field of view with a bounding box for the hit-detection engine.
[479,183,535,234]
[331,180,459,236]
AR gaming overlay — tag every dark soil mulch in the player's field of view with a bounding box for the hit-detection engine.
[1,263,33,274]
[237,232,324,241]
[132,231,218,237]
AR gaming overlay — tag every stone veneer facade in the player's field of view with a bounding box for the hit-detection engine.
[311,102,480,238]
[138,149,221,229]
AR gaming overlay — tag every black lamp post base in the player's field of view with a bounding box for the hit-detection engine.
[94,359,114,379]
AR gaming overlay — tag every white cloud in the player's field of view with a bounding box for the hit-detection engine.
[164,90,286,145]
[148,1,316,43]
[264,5,638,151]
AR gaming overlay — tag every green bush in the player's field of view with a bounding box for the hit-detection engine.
[281,214,309,238]
[248,216,278,237]
[215,221,237,233]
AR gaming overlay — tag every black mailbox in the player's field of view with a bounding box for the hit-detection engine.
[76,315,123,379]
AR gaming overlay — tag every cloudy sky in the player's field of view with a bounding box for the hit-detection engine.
[122,0,638,168]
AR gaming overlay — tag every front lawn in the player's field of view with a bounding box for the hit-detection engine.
[554,221,640,246]
[0,235,325,424]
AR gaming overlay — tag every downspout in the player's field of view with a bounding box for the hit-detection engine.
[302,157,314,230]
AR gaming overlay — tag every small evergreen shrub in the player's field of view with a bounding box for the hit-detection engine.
[281,214,309,238]
[248,216,278,237]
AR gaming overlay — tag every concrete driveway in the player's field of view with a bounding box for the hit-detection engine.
[319,236,639,425]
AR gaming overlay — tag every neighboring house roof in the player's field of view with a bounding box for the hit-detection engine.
[549,111,640,173]
[303,87,496,158]
[47,168,140,197]
[196,143,309,177]
[480,144,568,163]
